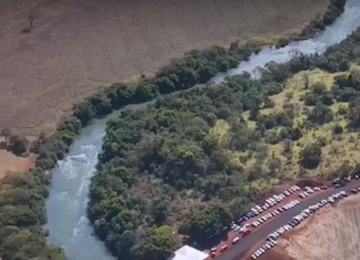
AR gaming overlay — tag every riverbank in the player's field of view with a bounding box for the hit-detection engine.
[0,0,352,260]
[0,0,341,137]
[90,25,360,259]
[53,9,360,260]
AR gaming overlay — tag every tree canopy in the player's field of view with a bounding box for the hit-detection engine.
[0,1,349,259]
[86,26,360,260]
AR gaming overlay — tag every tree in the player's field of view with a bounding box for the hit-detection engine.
[311,82,327,95]
[332,124,343,135]
[131,226,177,260]
[299,144,322,169]
[307,103,333,125]
[156,77,175,94]
[348,97,360,128]
[1,127,12,144]
[151,199,170,226]
[180,203,233,241]
[8,135,29,155]
[197,65,214,83]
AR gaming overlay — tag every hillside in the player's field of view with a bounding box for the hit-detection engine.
[87,27,360,260]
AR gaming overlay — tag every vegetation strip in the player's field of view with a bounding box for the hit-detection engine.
[0,0,347,260]
[88,28,360,260]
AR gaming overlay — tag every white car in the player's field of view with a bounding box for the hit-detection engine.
[232,237,240,244]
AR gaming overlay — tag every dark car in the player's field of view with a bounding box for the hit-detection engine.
[351,189,358,194]
[332,178,340,184]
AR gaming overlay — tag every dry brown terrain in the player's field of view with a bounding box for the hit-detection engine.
[0,149,34,178]
[0,0,330,136]
[278,195,360,260]
[0,137,35,177]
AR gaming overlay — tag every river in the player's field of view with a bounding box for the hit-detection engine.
[45,1,360,259]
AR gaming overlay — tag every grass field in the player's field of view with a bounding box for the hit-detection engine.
[212,65,360,182]
[0,0,330,136]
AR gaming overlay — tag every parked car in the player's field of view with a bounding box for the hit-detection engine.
[220,245,228,252]
[242,229,251,237]
[232,237,240,244]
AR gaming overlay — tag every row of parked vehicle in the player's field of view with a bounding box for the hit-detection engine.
[251,200,300,228]
[246,185,301,218]
[209,185,302,240]
[332,174,360,188]
[298,185,326,199]
[209,186,305,258]
[208,186,303,257]
[251,188,355,259]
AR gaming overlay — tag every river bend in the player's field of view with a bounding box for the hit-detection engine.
[45,1,360,259]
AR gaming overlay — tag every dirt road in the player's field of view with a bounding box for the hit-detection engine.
[213,181,360,260]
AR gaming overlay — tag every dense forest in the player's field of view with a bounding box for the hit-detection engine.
[87,28,360,260]
[0,0,347,259]
[0,170,66,260]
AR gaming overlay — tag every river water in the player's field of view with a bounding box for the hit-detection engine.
[45,1,360,259]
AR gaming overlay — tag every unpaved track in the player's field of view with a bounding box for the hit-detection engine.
[0,0,329,135]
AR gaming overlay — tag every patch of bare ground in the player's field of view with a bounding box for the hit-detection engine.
[0,136,35,178]
[0,0,330,136]
[278,194,360,260]
[0,150,35,179]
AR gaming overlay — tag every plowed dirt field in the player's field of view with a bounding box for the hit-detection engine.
[279,195,360,260]
[0,0,329,135]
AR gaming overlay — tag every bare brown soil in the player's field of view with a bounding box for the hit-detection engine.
[0,137,35,178]
[278,194,360,260]
[259,247,296,260]
[0,0,330,136]
[0,150,35,178]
